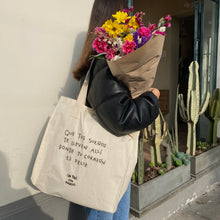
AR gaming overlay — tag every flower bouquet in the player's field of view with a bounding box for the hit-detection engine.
[92,7,172,98]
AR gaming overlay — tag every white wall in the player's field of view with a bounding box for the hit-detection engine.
[0,0,94,206]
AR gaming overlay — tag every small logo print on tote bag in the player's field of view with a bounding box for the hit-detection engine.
[65,173,77,186]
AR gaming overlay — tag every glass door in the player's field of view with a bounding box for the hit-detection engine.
[195,0,219,98]
[195,0,219,140]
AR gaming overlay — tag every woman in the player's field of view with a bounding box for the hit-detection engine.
[72,0,160,219]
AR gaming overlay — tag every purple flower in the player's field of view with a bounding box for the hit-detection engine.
[133,31,139,46]
[133,31,152,48]
[140,36,148,46]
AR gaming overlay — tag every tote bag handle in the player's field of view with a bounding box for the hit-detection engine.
[76,59,95,106]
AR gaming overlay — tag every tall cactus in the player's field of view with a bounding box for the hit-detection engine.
[204,88,220,144]
[132,130,145,185]
[178,61,210,156]
[144,111,168,165]
[170,84,181,154]
[133,112,168,185]
[136,130,145,185]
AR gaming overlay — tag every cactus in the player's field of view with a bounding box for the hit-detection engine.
[133,111,168,185]
[161,140,172,169]
[137,131,145,184]
[133,82,192,184]
[165,85,191,166]
[204,88,220,144]
[178,61,210,156]
[144,111,168,165]
[164,85,183,157]
[132,130,145,185]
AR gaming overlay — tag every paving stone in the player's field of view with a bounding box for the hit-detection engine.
[129,183,220,220]
[166,183,220,220]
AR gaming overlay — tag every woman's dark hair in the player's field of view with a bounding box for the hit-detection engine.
[72,0,128,81]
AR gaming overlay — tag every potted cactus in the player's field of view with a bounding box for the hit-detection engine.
[190,88,220,176]
[130,87,191,216]
[178,61,210,156]
[205,88,220,145]
[178,61,220,176]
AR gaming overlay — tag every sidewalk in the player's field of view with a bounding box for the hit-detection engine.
[130,183,220,220]
[167,183,220,220]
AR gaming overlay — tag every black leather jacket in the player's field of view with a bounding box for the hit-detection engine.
[83,58,159,136]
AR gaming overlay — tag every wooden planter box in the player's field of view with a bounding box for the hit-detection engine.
[191,145,220,176]
[130,164,191,213]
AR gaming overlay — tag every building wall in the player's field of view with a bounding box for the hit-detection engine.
[0,0,94,206]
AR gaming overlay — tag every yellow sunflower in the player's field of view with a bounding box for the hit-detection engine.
[102,19,123,39]
[112,11,131,23]
[122,24,130,34]
[128,16,139,30]
[123,34,133,42]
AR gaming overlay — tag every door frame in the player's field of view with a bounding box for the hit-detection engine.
[194,0,219,93]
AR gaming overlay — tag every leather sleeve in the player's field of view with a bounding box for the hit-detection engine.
[87,59,159,136]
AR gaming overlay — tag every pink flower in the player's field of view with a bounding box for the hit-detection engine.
[148,23,156,32]
[94,27,106,35]
[138,27,151,38]
[135,11,145,27]
[164,22,171,28]
[122,40,136,54]
[164,14,172,21]
[106,48,116,60]
[92,38,108,53]
[123,6,133,15]
[154,30,166,36]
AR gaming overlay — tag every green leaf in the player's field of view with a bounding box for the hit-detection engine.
[158,170,165,175]
[89,53,107,60]
[183,159,190,166]
[149,162,154,167]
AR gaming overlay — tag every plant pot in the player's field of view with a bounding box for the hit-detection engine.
[130,164,191,213]
[191,144,220,176]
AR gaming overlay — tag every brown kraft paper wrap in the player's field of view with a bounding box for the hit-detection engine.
[107,34,165,99]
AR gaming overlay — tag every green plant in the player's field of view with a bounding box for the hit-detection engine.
[204,88,220,145]
[161,139,172,170]
[132,130,145,185]
[147,162,167,176]
[196,141,210,151]
[165,85,180,155]
[144,112,168,166]
[133,110,169,185]
[172,152,191,167]
[178,61,210,156]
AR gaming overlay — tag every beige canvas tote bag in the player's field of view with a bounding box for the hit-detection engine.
[31,62,139,213]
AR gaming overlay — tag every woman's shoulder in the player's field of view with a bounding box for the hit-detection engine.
[90,58,128,92]
[92,58,108,75]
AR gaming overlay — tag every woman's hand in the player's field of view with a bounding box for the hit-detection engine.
[150,88,160,99]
